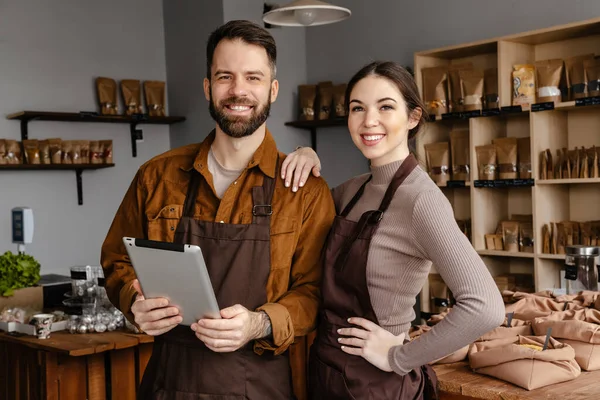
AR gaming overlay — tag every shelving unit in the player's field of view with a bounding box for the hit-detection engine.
[3,110,186,205]
[7,111,186,157]
[413,17,600,317]
[284,117,347,151]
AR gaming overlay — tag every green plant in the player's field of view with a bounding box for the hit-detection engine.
[0,251,41,297]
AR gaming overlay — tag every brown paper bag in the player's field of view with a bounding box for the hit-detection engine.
[121,79,144,115]
[512,64,536,106]
[584,58,600,97]
[476,317,532,341]
[476,144,497,180]
[484,68,499,109]
[532,309,600,371]
[493,137,518,179]
[422,66,448,116]
[459,68,484,111]
[96,77,118,115]
[468,336,581,390]
[298,85,317,121]
[317,81,333,120]
[0,139,6,165]
[144,81,166,117]
[565,54,594,100]
[517,137,531,179]
[535,59,564,104]
[424,142,450,186]
[449,129,470,181]
[447,62,473,113]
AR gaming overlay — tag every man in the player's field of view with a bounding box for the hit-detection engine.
[101,20,335,399]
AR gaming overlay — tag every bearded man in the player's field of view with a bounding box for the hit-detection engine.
[101,19,335,400]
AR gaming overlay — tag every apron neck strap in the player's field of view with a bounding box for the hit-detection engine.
[340,175,373,217]
[183,169,203,218]
[252,155,278,225]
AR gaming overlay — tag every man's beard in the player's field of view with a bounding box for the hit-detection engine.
[209,91,271,139]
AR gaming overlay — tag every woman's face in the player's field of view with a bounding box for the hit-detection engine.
[347,75,419,167]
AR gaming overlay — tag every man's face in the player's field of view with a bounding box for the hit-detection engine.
[204,39,279,138]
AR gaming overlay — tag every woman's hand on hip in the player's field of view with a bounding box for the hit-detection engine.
[337,317,405,372]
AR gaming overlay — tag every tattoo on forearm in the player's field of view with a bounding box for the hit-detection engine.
[261,311,273,339]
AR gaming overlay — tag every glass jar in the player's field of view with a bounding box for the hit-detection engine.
[564,245,600,294]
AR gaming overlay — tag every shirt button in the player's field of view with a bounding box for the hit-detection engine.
[169,208,174,212]
[170,226,175,231]
[234,181,237,185]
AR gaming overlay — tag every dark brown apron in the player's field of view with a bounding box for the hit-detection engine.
[138,164,293,400]
[309,155,439,400]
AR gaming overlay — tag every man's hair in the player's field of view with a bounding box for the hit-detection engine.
[206,20,277,80]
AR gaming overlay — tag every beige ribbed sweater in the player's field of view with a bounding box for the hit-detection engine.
[331,158,505,376]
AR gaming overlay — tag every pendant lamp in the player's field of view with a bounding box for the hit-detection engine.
[262,0,351,27]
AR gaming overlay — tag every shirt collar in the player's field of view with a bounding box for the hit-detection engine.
[180,128,278,178]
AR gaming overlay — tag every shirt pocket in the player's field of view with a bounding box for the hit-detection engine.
[147,204,183,242]
[270,216,297,271]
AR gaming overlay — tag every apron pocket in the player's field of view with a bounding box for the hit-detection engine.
[309,355,356,400]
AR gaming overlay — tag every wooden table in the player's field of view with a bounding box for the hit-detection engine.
[0,330,154,400]
[434,362,600,400]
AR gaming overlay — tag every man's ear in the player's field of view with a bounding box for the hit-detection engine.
[270,79,279,103]
[203,78,211,101]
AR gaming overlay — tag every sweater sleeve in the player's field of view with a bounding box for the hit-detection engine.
[388,189,505,376]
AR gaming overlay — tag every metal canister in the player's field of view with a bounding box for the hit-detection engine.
[564,245,600,294]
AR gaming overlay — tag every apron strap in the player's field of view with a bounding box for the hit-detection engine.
[334,154,419,271]
[182,170,203,218]
[340,176,373,217]
[252,156,279,225]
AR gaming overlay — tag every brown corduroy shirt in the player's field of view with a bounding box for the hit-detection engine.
[101,129,334,361]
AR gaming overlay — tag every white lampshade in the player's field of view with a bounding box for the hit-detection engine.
[263,0,351,27]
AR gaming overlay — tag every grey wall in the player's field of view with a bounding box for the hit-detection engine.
[0,0,171,275]
[164,0,311,153]
[306,0,600,187]
[163,0,224,149]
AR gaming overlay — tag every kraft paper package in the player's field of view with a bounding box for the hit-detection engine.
[532,309,600,371]
[468,335,581,390]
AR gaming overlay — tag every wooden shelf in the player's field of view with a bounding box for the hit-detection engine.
[537,178,600,185]
[284,117,347,150]
[0,163,114,171]
[0,164,115,205]
[538,254,566,260]
[477,250,535,259]
[439,181,471,188]
[6,111,186,157]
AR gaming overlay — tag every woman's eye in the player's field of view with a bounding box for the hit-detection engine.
[381,105,394,111]
[351,106,364,112]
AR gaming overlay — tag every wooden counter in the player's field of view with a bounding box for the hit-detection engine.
[0,330,154,400]
[434,362,600,400]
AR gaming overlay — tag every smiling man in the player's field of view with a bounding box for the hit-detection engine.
[101,20,335,400]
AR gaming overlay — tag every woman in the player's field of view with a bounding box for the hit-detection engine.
[283,62,505,399]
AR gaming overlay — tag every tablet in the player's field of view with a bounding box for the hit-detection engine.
[122,237,221,325]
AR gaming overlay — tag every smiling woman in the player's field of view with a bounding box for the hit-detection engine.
[282,61,506,399]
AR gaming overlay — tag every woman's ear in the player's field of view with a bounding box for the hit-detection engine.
[408,107,423,130]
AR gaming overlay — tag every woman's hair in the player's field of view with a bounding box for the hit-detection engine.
[345,61,428,140]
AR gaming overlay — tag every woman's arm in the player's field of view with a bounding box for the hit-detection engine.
[388,189,505,376]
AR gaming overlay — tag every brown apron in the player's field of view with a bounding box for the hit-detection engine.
[138,164,293,399]
[309,155,439,400]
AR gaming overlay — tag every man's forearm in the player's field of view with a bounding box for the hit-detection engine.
[256,310,272,339]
